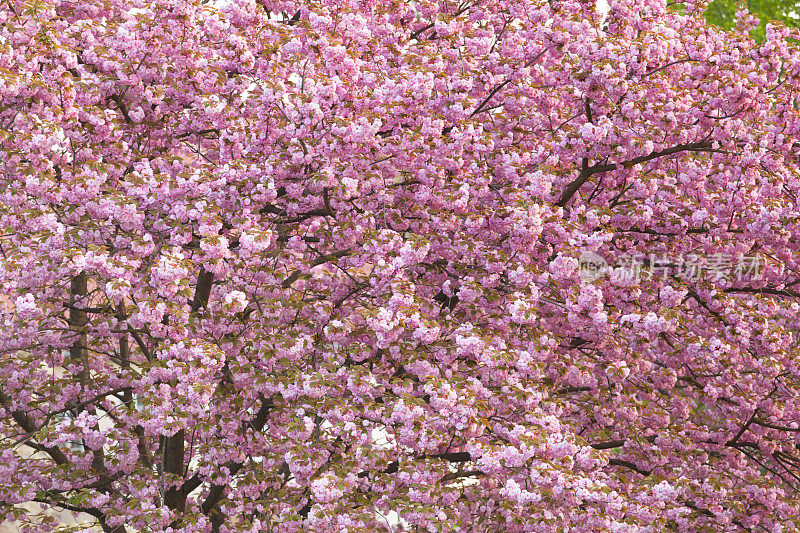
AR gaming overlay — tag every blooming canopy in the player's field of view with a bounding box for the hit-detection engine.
[2,0,800,531]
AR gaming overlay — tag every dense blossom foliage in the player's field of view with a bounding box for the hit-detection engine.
[2,0,800,531]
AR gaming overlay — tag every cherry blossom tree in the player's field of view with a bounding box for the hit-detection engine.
[2,0,800,531]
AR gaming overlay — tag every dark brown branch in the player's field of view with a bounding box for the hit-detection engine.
[0,390,70,466]
[259,203,285,215]
[440,470,486,482]
[116,311,152,470]
[177,395,275,522]
[728,411,757,446]
[175,128,219,139]
[684,500,715,517]
[469,49,547,117]
[163,430,186,512]
[358,460,399,478]
[409,21,436,40]
[685,285,731,328]
[607,458,651,476]
[556,386,593,395]
[429,451,472,462]
[409,5,471,41]
[282,249,351,288]
[33,497,127,533]
[63,304,110,313]
[13,388,133,446]
[166,267,218,512]
[584,97,593,124]
[724,287,800,298]
[127,327,152,361]
[470,79,512,117]
[557,140,713,206]
[280,208,333,224]
[69,273,89,387]
[641,58,697,78]
[164,268,215,512]
[751,419,800,432]
[190,268,214,313]
[109,94,132,124]
[590,439,626,450]
[617,226,723,235]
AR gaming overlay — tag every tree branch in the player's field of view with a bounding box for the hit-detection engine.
[282,249,351,289]
[557,140,713,206]
[190,267,214,313]
[608,458,651,476]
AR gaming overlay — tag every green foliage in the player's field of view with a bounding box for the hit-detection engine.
[705,0,800,41]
